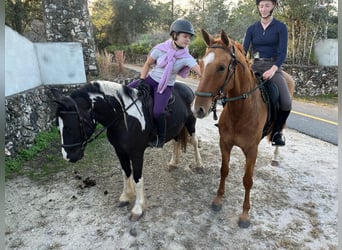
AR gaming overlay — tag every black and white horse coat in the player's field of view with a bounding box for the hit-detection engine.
[51,80,203,220]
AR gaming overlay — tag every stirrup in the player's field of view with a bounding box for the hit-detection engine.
[271,132,285,146]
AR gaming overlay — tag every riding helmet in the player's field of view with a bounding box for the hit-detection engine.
[256,0,278,5]
[169,19,195,36]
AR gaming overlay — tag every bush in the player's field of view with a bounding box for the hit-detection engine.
[189,32,207,59]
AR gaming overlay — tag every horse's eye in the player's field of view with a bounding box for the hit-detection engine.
[218,65,226,72]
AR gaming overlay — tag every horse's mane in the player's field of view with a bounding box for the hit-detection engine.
[69,83,97,106]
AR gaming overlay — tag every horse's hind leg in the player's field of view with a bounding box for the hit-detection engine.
[189,132,203,170]
[186,116,203,170]
[168,139,181,170]
[271,146,280,166]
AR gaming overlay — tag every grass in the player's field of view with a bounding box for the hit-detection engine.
[5,127,60,178]
[5,125,109,181]
[293,93,338,107]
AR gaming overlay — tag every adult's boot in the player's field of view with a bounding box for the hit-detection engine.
[271,110,291,146]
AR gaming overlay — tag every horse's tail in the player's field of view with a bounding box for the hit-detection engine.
[178,126,188,153]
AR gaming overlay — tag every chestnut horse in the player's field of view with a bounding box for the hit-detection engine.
[193,29,294,228]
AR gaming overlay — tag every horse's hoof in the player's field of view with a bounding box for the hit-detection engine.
[168,164,178,171]
[192,167,204,174]
[118,201,130,207]
[211,202,222,211]
[238,219,251,228]
[129,227,137,237]
[129,212,143,222]
[271,160,279,166]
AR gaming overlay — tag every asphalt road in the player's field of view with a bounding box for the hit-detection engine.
[124,64,338,145]
[288,100,338,145]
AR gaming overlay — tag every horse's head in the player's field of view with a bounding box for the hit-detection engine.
[50,88,96,163]
[194,29,249,118]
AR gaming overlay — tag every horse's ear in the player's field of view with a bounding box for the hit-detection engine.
[50,88,65,105]
[220,30,230,47]
[201,29,215,46]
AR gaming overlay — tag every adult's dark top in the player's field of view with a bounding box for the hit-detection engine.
[243,18,288,68]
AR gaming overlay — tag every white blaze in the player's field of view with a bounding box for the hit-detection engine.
[58,117,69,161]
[203,52,215,69]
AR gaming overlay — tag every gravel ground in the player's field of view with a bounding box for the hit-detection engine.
[5,107,338,250]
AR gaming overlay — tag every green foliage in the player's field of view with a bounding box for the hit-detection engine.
[226,0,259,42]
[189,33,207,58]
[5,0,42,34]
[90,0,113,49]
[110,0,158,45]
[5,127,60,177]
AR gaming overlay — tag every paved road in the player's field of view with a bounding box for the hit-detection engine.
[124,64,338,145]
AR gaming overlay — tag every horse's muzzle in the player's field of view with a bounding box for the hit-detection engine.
[194,107,207,119]
[65,149,84,163]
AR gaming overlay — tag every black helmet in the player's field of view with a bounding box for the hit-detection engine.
[256,0,278,5]
[169,19,195,36]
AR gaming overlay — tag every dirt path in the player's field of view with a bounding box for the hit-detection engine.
[5,108,337,249]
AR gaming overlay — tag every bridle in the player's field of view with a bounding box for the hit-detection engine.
[195,44,265,120]
[58,97,95,150]
[59,93,142,149]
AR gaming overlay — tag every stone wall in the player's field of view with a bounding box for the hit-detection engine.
[5,65,338,157]
[5,77,137,157]
[42,0,98,75]
[282,65,338,96]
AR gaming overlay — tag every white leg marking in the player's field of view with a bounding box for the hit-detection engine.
[168,140,181,167]
[58,117,68,161]
[131,177,145,216]
[190,133,203,168]
[119,170,135,203]
[271,146,280,166]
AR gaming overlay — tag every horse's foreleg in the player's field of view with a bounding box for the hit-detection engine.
[168,139,181,170]
[212,142,232,211]
[129,156,145,221]
[130,177,145,221]
[119,170,135,207]
[189,133,203,169]
[271,146,280,166]
[238,147,258,228]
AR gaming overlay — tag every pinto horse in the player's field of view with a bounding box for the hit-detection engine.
[193,30,294,228]
[51,80,202,221]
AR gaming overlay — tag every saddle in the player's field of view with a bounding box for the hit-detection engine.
[255,73,280,137]
[136,82,176,125]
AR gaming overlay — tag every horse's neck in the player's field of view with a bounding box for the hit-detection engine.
[232,67,256,95]
[226,69,259,113]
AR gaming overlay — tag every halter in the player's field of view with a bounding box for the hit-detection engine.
[195,44,264,120]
